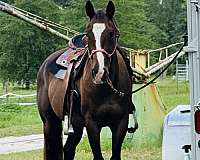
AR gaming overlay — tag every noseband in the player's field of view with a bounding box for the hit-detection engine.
[89,49,114,58]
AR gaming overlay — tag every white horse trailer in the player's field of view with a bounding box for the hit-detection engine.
[161,0,200,159]
[186,0,200,160]
[162,105,191,160]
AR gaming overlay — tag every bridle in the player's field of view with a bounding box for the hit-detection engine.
[86,28,125,97]
[88,33,119,59]
[87,19,120,59]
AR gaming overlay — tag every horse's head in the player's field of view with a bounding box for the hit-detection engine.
[85,1,119,85]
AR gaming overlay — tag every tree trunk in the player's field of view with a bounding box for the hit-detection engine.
[25,80,30,89]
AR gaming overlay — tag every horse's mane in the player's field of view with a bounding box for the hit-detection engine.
[117,46,128,57]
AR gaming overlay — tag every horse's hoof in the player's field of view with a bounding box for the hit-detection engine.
[128,113,138,133]
[128,127,137,133]
[68,125,74,135]
[63,128,68,135]
[128,122,138,133]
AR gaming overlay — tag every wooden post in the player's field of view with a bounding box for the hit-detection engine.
[129,51,132,68]
[5,81,8,103]
[159,50,163,61]
[148,52,150,68]
[166,49,168,58]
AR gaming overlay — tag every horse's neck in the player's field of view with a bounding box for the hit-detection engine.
[109,53,118,83]
[81,50,129,92]
[112,50,132,96]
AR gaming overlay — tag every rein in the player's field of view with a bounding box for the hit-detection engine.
[106,42,185,97]
[86,24,185,97]
[127,42,185,96]
[107,78,125,97]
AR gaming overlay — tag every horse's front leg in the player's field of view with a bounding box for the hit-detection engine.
[43,115,63,160]
[110,114,128,160]
[85,113,104,160]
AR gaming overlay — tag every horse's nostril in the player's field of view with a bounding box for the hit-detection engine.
[92,65,109,83]
[92,65,99,75]
[92,69,96,78]
[103,67,108,73]
[101,74,107,81]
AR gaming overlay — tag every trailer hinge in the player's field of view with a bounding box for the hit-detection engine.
[194,103,200,110]
[191,0,198,4]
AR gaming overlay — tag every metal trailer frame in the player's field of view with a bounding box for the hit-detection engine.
[187,0,200,159]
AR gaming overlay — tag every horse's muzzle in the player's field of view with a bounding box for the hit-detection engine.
[92,67,108,85]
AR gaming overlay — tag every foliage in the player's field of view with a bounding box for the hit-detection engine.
[0,0,14,3]
[0,0,66,84]
[0,0,187,83]
[59,0,163,49]
[53,0,72,6]
[145,0,187,45]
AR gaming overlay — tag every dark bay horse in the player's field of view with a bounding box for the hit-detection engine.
[37,1,134,160]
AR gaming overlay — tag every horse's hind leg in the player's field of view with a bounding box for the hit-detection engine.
[64,114,84,160]
[38,88,63,160]
[110,114,128,160]
[43,116,63,160]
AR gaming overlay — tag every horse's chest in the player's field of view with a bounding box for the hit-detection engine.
[92,103,125,122]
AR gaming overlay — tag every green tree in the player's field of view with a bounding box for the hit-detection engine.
[0,0,66,88]
[145,0,187,45]
[53,0,72,6]
[59,0,165,49]
[0,0,167,87]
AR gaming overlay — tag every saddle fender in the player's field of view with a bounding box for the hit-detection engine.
[48,63,73,120]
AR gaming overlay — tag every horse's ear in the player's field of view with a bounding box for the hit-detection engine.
[106,1,115,19]
[85,1,95,19]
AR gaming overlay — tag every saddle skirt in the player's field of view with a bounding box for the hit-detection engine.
[47,34,87,119]
[56,48,86,69]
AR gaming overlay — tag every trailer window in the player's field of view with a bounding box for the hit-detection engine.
[168,112,190,126]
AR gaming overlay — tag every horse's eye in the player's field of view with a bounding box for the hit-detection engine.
[87,32,94,39]
[86,32,91,37]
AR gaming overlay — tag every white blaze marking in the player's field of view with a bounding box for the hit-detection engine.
[92,23,106,79]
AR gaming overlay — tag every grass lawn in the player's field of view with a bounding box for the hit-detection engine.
[156,78,189,112]
[0,77,189,159]
[0,148,161,160]
[0,104,42,137]
[0,83,41,137]
[0,78,190,137]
